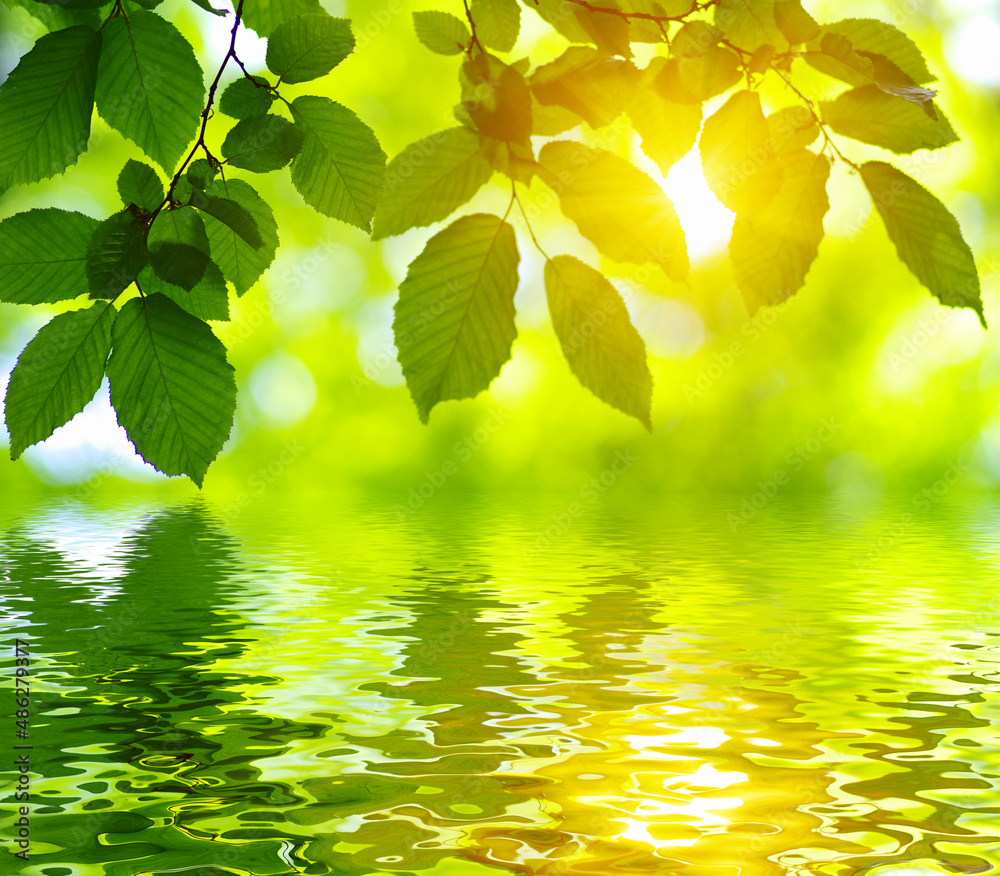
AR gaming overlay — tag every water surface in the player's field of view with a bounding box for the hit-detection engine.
[3,494,1000,876]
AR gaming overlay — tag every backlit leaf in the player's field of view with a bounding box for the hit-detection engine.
[545,255,652,429]
[147,206,211,290]
[774,0,819,44]
[107,294,236,486]
[812,18,934,84]
[459,52,532,144]
[471,0,521,52]
[219,76,274,119]
[5,302,115,459]
[373,127,493,240]
[242,0,321,37]
[266,12,354,84]
[393,213,519,422]
[189,191,263,248]
[729,149,830,311]
[0,208,98,304]
[539,140,688,281]
[532,47,639,129]
[96,11,205,172]
[861,161,984,327]
[700,90,782,214]
[714,0,783,51]
[0,25,102,193]
[118,159,164,211]
[290,96,386,231]
[821,85,956,154]
[137,262,230,322]
[86,210,149,299]
[201,178,279,295]
[629,60,702,173]
[222,114,305,173]
[412,10,471,56]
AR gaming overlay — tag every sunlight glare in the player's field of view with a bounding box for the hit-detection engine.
[660,152,734,262]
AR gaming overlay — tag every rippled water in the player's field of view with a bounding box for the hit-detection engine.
[3,493,1000,876]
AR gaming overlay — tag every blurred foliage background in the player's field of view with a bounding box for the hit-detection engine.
[0,0,998,503]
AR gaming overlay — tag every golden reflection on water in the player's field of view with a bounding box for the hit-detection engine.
[5,496,1000,875]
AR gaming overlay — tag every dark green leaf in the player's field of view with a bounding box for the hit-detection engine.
[7,0,101,30]
[118,159,164,210]
[4,302,114,459]
[861,161,985,327]
[96,11,205,172]
[393,213,519,423]
[0,26,102,193]
[147,206,211,290]
[471,0,520,53]
[219,76,275,119]
[189,0,227,14]
[107,294,236,486]
[137,262,229,322]
[373,127,493,240]
[532,47,639,129]
[289,96,386,231]
[539,141,688,281]
[458,53,532,145]
[729,150,830,311]
[266,12,354,84]
[189,190,262,248]
[201,178,278,295]
[186,158,217,190]
[86,210,149,299]
[0,208,98,304]
[545,255,652,429]
[242,0,320,37]
[820,85,956,154]
[868,54,938,119]
[222,114,305,172]
[412,10,471,56]
[699,90,782,214]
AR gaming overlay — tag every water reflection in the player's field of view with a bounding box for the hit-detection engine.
[2,496,1000,875]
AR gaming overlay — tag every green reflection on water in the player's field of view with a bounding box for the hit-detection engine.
[3,495,1000,876]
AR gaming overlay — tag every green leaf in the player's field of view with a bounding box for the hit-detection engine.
[458,53,532,145]
[729,150,830,312]
[6,0,101,30]
[868,54,939,119]
[289,96,386,231]
[766,105,819,155]
[4,302,115,460]
[471,0,520,52]
[186,158,216,190]
[147,206,210,290]
[532,47,639,129]
[107,294,236,486]
[774,0,820,44]
[118,159,164,211]
[221,114,305,173]
[189,0,227,14]
[699,90,783,214]
[189,190,262,248]
[96,11,205,172]
[656,26,742,104]
[0,208,98,304]
[372,127,493,240]
[393,213,519,423]
[412,10,471,56]
[86,210,149,299]
[820,85,956,154]
[539,141,688,281]
[137,262,229,322]
[811,18,935,84]
[714,0,783,51]
[266,12,354,84]
[0,26,102,193]
[544,256,652,429]
[629,60,702,173]
[201,178,278,295]
[242,0,320,37]
[219,76,275,120]
[860,161,985,327]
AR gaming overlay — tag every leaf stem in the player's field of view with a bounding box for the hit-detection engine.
[513,186,550,261]
[156,0,247,214]
[462,0,485,54]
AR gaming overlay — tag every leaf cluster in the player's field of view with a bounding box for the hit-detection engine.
[0,0,385,484]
